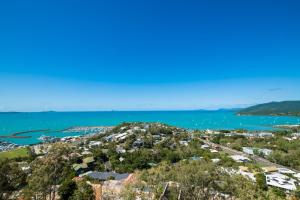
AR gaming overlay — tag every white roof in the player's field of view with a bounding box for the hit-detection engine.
[89,141,102,145]
[293,173,300,180]
[211,158,220,163]
[266,173,297,191]
[201,144,210,148]
[230,155,250,162]
[278,168,295,174]
[115,132,128,139]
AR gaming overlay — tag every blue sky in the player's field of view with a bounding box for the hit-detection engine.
[0,0,300,111]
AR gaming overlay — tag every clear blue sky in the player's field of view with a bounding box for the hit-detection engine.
[0,0,300,111]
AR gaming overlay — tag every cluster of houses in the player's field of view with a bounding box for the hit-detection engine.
[283,132,300,141]
[242,147,273,157]
[204,129,274,138]
[30,135,86,155]
[239,165,300,192]
[226,153,300,192]
[102,123,185,150]
[5,123,300,199]
[104,126,146,143]
[198,139,300,193]
[63,126,113,135]
[0,140,19,152]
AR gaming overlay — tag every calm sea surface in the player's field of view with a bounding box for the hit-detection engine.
[0,111,299,145]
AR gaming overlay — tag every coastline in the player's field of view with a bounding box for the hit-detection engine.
[1,110,300,146]
[0,126,112,153]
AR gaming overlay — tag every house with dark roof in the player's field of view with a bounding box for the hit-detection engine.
[85,171,130,181]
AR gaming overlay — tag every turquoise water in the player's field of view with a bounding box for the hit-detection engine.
[0,111,300,145]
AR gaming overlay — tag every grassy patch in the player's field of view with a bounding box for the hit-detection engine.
[0,147,29,160]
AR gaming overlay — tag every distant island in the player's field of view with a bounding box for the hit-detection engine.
[237,101,300,116]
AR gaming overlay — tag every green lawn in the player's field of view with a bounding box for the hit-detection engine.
[0,147,29,160]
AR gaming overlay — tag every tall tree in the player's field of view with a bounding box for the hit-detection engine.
[26,143,72,200]
[0,159,26,200]
[58,179,77,200]
[71,180,94,200]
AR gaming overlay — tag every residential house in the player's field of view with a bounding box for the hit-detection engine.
[89,141,102,148]
[278,168,295,174]
[132,139,144,148]
[85,171,131,181]
[230,155,251,163]
[242,147,272,156]
[179,140,189,146]
[201,144,210,149]
[257,132,274,138]
[266,173,297,191]
[116,146,126,154]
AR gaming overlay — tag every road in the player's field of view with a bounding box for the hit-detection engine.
[203,140,299,173]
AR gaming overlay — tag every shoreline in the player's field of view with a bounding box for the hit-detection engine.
[0,126,113,149]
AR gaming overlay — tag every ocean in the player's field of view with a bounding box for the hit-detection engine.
[0,111,300,145]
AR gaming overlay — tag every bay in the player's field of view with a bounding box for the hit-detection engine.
[0,110,299,145]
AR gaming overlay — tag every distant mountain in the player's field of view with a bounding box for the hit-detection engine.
[237,101,300,116]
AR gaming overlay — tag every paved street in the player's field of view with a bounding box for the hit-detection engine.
[203,140,299,173]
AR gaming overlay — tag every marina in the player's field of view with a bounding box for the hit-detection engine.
[0,140,19,152]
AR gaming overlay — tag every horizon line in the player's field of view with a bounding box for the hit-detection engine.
[0,108,244,113]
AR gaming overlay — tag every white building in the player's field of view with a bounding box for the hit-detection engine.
[292,133,300,138]
[211,158,220,163]
[242,147,272,156]
[277,168,295,174]
[293,173,300,181]
[259,148,273,156]
[89,141,102,148]
[258,132,274,137]
[242,147,254,155]
[230,155,251,163]
[114,132,129,141]
[116,146,126,154]
[201,144,210,149]
[210,149,218,153]
[179,141,189,146]
[266,173,297,191]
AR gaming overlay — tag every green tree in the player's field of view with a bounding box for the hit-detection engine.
[0,159,26,200]
[71,181,94,200]
[270,187,286,199]
[58,179,77,200]
[255,173,268,191]
[27,144,72,200]
[294,187,300,199]
[92,148,109,163]
[223,175,267,200]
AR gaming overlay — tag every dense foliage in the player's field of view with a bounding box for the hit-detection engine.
[123,161,287,200]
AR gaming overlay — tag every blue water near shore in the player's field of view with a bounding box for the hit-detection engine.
[0,111,300,145]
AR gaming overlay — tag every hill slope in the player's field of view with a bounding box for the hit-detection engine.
[237,101,300,116]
